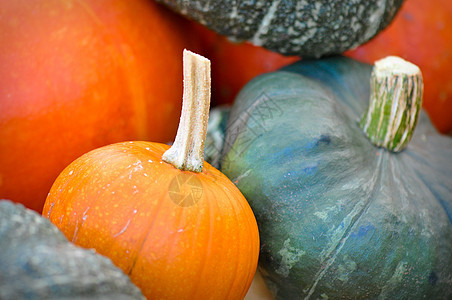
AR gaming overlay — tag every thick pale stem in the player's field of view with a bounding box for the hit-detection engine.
[162,50,211,172]
[360,56,423,152]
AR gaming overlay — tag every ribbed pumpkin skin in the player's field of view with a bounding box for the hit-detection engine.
[156,0,404,57]
[43,141,259,300]
[220,57,452,299]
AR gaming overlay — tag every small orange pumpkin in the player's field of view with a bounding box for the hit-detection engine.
[43,50,260,299]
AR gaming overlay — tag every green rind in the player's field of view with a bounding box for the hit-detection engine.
[0,200,144,300]
[220,56,452,299]
[156,0,404,57]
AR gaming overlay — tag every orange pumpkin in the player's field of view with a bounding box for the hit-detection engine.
[346,0,452,133]
[0,0,198,212]
[43,50,260,299]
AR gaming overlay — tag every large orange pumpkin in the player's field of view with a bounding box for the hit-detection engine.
[346,0,452,133]
[43,50,260,299]
[0,0,198,212]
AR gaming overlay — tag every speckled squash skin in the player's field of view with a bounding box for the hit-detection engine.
[0,200,144,300]
[220,57,452,299]
[156,0,404,57]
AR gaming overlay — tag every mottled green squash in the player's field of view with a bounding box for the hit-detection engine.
[220,56,452,299]
[0,200,144,300]
[156,0,404,57]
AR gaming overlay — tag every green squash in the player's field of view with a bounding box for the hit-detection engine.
[155,0,404,57]
[0,200,144,300]
[220,56,452,299]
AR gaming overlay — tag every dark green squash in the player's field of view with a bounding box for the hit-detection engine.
[155,0,404,58]
[220,56,452,299]
[0,200,144,300]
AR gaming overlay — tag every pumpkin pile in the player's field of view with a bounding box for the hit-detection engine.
[1,0,451,299]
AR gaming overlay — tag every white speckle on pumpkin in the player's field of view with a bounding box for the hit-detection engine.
[68,170,73,175]
[276,238,305,277]
[132,186,139,195]
[113,219,131,237]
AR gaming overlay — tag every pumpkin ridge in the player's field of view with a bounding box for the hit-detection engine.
[303,151,384,298]
[45,154,95,221]
[127,184,168,276]
[57,159,104,231]
[221,183,247,299]
[232,182,260,299]
[190,182,215,297]
[84,147,154,249]
[237,193,262,298]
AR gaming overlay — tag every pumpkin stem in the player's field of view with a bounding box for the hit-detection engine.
[162,49,211,172]
[360,56,423,152]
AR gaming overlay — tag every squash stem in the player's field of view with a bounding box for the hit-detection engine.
[162,49,211,172]
[360,56,423,152]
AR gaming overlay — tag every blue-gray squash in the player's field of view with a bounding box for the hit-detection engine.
[0,200,144,300]
[220,56,452,299]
